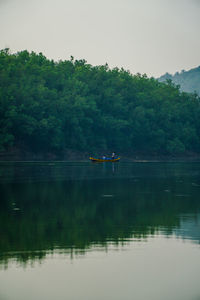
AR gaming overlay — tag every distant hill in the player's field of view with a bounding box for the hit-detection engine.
[158,66,200,95]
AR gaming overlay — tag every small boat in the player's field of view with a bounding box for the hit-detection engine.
[89,157,120,162]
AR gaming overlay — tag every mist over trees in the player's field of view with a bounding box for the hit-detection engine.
[1,49,200,157]
[158,66,200,96]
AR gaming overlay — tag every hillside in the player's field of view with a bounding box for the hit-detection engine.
[158,66,200,95]
[1,49,200,159]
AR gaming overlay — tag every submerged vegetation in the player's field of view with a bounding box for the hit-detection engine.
[1,49,200,157]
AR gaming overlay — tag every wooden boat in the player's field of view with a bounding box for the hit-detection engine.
[89,157,120,162]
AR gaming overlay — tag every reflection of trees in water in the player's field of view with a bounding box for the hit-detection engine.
[0,162,120,183]
[0,176,200,266]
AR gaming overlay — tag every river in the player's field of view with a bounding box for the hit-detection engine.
[0,162,200,300]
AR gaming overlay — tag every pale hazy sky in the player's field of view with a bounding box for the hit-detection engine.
[0,0,200,77]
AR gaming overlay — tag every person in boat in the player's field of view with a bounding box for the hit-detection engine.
[111,152,116,159]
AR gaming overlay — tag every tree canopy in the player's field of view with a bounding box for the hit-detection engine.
[1,49,200,157]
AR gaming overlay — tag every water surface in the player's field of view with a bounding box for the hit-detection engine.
[0,162,200,300]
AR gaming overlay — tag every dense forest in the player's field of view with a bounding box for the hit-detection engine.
[158,66,200,96]
[1,49,200,158]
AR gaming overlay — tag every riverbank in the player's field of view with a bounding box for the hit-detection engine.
[1,147,200,162]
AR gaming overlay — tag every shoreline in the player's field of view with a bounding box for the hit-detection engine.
[1,157,200,163]
[1,148,200,163]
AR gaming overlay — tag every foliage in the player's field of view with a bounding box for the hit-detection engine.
[1,49,200,156]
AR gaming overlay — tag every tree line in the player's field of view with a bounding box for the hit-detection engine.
[1,48,200,157]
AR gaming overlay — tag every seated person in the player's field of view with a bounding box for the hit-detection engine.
[111,152,116,159]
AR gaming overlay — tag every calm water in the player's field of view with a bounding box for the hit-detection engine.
[0,162,200,300]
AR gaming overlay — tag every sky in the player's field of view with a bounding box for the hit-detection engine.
[0,0,200,77]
